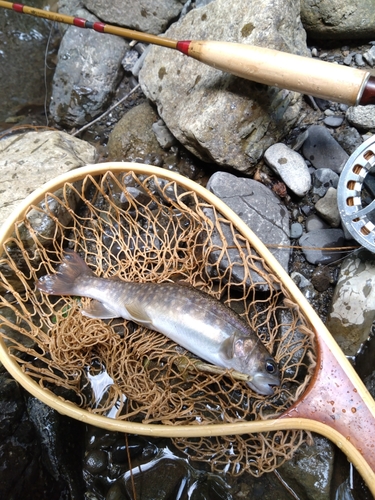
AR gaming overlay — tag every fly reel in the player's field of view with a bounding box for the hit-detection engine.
[338,134,375,252]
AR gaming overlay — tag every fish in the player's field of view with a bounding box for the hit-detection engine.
[36,251,280,395]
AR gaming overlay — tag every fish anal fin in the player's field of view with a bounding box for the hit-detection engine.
[81,300,119,319]
[126,303,152,326]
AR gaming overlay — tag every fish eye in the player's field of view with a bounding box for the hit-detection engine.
[265,360,276,374]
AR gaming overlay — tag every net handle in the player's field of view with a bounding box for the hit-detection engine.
[0,162,374,494]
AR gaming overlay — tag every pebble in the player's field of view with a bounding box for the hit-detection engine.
[152,120,177,149]
[290,222,303,239]
[299,228,348,264]
[121,49,139,72]
[302,125,349,173]
[315,187,341,227]
[84,450,108,474]
[290,272,316,301]
[264,143,311,197]
[312,168,339,197]
[305,214,330,232]
[346,105,375,131]
[326,249,375,355]
[355,53,366,66]
[323,115,344,127]
[311,267,332,292]
[334,126,363,154]
[363,46,375,66]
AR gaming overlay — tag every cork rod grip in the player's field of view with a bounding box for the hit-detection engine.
[182,41,370,106]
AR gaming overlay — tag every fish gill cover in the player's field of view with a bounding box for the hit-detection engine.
[0,170,316,476]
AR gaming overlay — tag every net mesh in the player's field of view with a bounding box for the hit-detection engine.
[0,169,316,476]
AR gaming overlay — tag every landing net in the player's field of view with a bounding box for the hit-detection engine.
[0,169,316,476]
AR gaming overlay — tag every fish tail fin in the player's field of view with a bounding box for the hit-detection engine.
[36,250,94,296]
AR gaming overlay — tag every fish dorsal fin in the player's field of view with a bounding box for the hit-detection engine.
[81,300,119,319]
[126,303,153,326]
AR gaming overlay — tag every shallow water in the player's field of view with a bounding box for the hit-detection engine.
[0,0,57,126]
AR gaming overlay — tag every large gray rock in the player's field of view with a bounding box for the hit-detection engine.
[0,130,97,227]
[204,171,290,288]
[84,0,187,33]
[326,250,375,356]
[301,0,375,41]
[50,8,128,127]
[140,0,309,173]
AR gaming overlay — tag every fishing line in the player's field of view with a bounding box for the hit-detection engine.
[43,20,55,127]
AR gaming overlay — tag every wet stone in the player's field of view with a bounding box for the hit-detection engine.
[84,450,108,474]
[111,436,144,464]
[50,8,128,127]
[277,435,335,500]
[124,457,188,500]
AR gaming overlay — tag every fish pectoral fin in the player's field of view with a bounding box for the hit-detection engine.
[219,336,235,360]
[81,300,119,319]
[125,303,153,326]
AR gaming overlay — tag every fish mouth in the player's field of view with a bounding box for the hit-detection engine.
[248,374,281,396]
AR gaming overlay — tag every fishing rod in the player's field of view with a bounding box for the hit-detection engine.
[2,0,375,106]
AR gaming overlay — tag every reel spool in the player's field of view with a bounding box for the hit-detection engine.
[338,134,375,252]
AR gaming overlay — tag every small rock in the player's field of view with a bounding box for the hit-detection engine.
[107,102,165,161]
[84,450,108,474]
[346,105,375,131]
[122,49,139,72]
[326,249,375,355]
[264,143,311,197]
[323,115,344,128]
[363,46,375,66]
[152,120,177,149]
[355,53,366,66]
[343,54,352,65]
[290,222,303,239]
[305,214,330,232]
[311,267,332,292]
[315,187,341,227]
[334,126,363,155]
[277,436,335,500]
[299,228,348,264]
[291,272,316,301]
[302,125,348,173]
[312,168,339,197]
